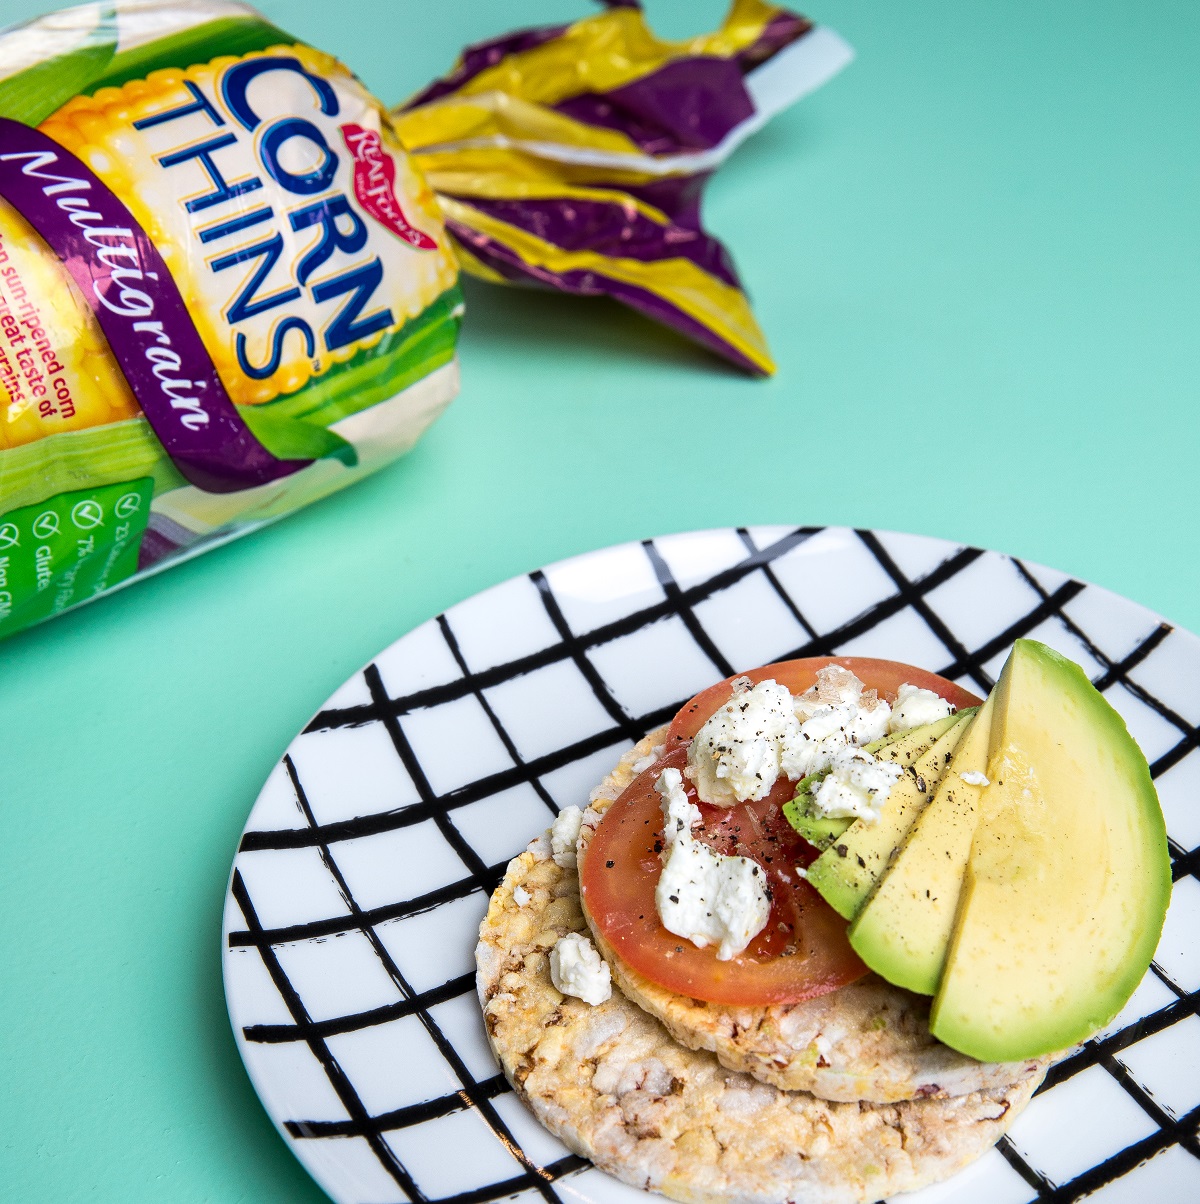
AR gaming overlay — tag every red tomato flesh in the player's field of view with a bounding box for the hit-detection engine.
[581,658,981,1007]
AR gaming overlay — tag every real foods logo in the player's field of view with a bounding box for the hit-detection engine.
[339,124,438,250]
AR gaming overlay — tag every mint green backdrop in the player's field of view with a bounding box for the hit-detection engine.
[2,1,1197,1199]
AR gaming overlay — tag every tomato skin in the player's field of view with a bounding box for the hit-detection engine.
[582,659,981,1007]
[666,657,981,748]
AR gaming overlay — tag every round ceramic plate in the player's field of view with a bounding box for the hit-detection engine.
[222,526,1200,1204]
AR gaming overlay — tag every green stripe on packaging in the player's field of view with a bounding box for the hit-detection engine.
[0,419,184,515]
[0,6,116,126]
[87,17,296,93]
[258,285,463,427]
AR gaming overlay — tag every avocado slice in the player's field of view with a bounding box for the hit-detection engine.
[806,711,973,920]
[783,713,964,851]
[929,640,1171,1062]
[783,782,852,852]
[847,696,995,994]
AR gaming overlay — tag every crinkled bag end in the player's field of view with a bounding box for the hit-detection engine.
[396,0,853,375]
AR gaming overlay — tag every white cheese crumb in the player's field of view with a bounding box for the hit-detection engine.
[631,744,666,775]
[658,765,703,844]
[887,683,955,734]
[783,666,892,781]
[550,806,584,868]
[513,885,531,906]
[686,678,797,804]
[808,749,904,823]
[549,932,611,1005]
[959,770,990,787]
[653,769,771,961]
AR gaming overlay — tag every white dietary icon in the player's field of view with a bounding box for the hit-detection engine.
[71,500,104,530]
[32,511,59,539]
[114,493,142,519]
[0,522,18,548]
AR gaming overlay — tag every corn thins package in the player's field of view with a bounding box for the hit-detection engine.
[0,0,848,641]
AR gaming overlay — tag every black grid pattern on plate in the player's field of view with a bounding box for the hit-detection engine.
[225,527,1200,1204]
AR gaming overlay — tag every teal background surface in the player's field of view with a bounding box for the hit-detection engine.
[2,0,1198,1199]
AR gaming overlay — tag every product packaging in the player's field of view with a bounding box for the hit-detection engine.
[0,0,848,640]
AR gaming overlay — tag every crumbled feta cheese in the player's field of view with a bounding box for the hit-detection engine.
[686,678,798,804]
[888,683,955,734]
[808,748,904,823]
[550,806,584,868]
[631,744,666,775]
[549,932,611,1005]
[656,840,770,961]
[959,771,990,786]
[654,769,771,960]
[782,667,892,781]
[782,701,892,780]
[685,667,894,805]
[513,885,531,906]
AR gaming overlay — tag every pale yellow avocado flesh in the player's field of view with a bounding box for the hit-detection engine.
[807,712,973,920]
[847,696,995,995]
[929,641,1171,1062]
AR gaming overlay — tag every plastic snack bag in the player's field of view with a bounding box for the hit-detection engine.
[0,0,848,641]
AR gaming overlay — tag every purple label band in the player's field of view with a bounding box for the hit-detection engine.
[555,57,755,156]
[0,118,310,494]
[445,193,741,289]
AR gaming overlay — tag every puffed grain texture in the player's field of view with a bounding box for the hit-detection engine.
[577,731,1047,1104]
[477,825,1044,1204]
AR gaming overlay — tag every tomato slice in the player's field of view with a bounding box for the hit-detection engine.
[581,746,862,1004]
[581,659,981,1006]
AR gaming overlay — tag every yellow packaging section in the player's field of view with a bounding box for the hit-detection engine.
[0,200,139,450]
[437,195,773,374]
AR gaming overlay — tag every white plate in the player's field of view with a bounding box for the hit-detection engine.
[222,527,1200,1204]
